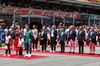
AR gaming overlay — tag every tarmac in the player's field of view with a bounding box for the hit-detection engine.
[0,46,100,66]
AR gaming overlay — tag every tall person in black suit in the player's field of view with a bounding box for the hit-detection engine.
[40,26,47,52]
[59,27,67,53]
[88,27,97,55]
[50,25,57,52]
[77,26,85,54]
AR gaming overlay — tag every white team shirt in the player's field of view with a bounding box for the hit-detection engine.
[47,33,50,40]
[18,38,24,47]
[4,29,9,35]
[5,35,11,44]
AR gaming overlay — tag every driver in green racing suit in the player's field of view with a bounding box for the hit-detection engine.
[24,25,33,57]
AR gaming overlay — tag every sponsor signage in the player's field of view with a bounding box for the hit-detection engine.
[5,7,81,19]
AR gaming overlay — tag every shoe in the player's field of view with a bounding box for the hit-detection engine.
[62,52,64,53]
[92,53,95,55]
[59,51,62,53]
[69,51,71,53]
[78,53,81,54]
[44,50,46,52]
[18,55,21,57]
[88,53,91,55]
[8,54,10,57]
[50,50,52,52]
[24,54,28,57]
[53,51,55,53]
[3,54,6,56]
[72,52,75,54]
[28,54,31,57]
[34,49,36,51]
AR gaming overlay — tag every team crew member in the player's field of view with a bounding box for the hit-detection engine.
[69,26,76,53]
[10,26,15,49]
[40,26,47,52]
[77,26,85,54]
[50,25,57,52]
[24,25,33,57]
[32,25,38,51]
[14,26,23,55]
[3,32,11,57]
[88,27,97,55]
[58,27,67,53]
[17,34,24,57]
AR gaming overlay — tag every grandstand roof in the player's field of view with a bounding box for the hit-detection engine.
[32,0,100,8]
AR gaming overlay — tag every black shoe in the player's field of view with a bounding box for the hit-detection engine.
[88,53,91,55]
[92,53,95,55]
[72,52,74,54]
[78,53,81,54]
[18,55,21,57]
[99,54,100,56]
[59,51,62,53]
[69,51,71,53]
[62,51,64,53]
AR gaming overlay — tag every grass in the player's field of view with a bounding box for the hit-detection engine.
[1,43,5,47]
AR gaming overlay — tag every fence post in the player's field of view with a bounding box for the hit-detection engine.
[53,12,57,25]
[13,9,18,30]
[73,14,76,26]
[41,11,45,26]
[28,10,32,24]
[63,13,68,27]
[94,16,98,26]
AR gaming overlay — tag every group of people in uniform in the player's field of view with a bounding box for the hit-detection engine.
[2,24,100,57]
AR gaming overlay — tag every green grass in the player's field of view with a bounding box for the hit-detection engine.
[1,43,5,47]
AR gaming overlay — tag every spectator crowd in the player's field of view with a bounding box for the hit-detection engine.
[0,0,100,15]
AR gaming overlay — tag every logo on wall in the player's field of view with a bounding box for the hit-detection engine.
[48,13,50,16]
[0,30,5,43]
[0,32,4,41]
[32,11,34,15]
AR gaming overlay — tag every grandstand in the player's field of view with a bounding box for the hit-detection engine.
[0,0,100,28]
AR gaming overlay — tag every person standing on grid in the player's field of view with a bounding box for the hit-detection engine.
[58,27,67,53]
[88,27,97,55]
[32,25,38,51]
[50,25,57,52]
[39,26,47,52]
[17,34,24,57]
[69,26,76,54]
[77,26,85,54]
[3,32,11,57]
